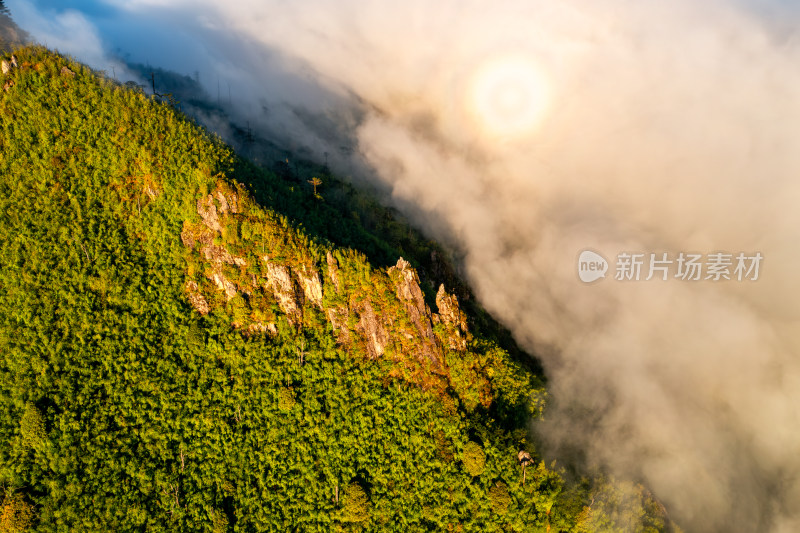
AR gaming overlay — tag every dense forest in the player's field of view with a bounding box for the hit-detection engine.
[0,47,673,531]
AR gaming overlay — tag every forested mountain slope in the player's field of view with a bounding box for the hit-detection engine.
[0,47,668,532]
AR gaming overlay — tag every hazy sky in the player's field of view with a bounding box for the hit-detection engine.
[7,1,800,532]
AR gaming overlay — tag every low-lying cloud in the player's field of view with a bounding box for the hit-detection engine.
[8,0,800,530]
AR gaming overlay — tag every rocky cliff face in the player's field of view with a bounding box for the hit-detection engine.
[182,189,248,306]
[434,284,468,350]
[180,184,470,379]
[387,258,441,365]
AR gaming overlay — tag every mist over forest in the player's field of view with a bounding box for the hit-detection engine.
[3,1,800,531]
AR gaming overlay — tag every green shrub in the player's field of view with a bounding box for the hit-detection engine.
[462,441,485,477]
[19,403,45,450]
[489,481,511,515]
[209,509,228,533]
[340,482,370,523]
[277,387,296,411]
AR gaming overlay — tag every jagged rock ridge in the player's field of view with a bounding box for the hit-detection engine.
[181,184,471,379]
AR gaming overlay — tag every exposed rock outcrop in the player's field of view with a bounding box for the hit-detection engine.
[388,258,442,365]
[60,66,75,78]
[248,321,278,337]
[211,272,237,300]
[435,284,468,350]
[326,251,340,293]
[185,280,210,315]
[202,244,246,267]
[297,266,323,309]
[262,257,303,325]
[196,194,223,233]
[195,188,239,233]
[184,188,249,304]
[180,221,213,249]
[214,189,238,214]
[180,186,469,389]
[353,301,389,359]
[326,306,350,344]
[0,56,15,74]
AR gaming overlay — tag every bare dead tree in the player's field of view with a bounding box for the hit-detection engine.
[79,242,90,263]
[161,483,180,514]
[518,450,533,486]
[308,177,322,196]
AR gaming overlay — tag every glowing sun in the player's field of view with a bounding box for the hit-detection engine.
[467,55,551,140]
